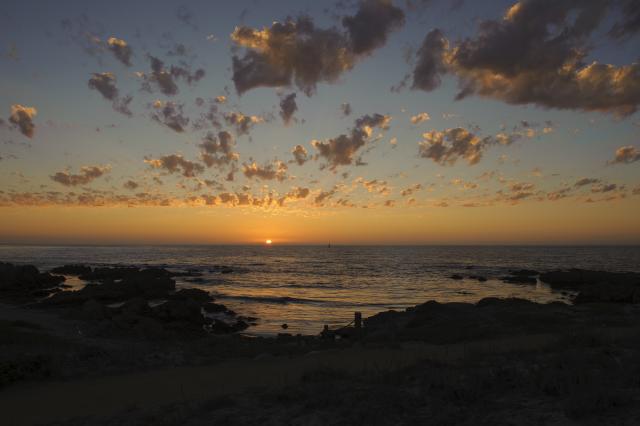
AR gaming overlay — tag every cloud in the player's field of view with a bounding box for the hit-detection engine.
[199,131,239,167]
[8,104,37,138]
[107,37,132,66]
[291,144,309,165]
[341,102,352,116]
[230,0,404,95]
[312,113,391,169]
[123,180,139,190]
[575,177,600,187]
[151,101,189,132]
[88,72,118,100]
[412,29,448,91]
[224,111,263,135]
[50,165,111,186]
[242,161,288,181]
[400,183,422,196]
[279,93,298,125]
[146,154,204,177]
[610,145,640,164]
[314,186,340,206]
[412,1,640,116]
[139,56,205,96]
[410,112,430,124]
[591,183,618,193]
[342,0,405,55]
[418,127,493,165]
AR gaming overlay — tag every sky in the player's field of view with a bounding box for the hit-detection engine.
[0,0,639,245]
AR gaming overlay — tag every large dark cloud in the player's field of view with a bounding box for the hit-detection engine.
[8,104,37,138]
[342,0,405,55]
[312,113,391,169]
[412,0,640,116]
[231,0,405,95]
[50,165,111,186]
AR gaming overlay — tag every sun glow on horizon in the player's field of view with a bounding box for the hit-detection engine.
[265,239,273,245]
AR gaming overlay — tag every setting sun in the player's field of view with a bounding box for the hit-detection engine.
[265,239,273,245]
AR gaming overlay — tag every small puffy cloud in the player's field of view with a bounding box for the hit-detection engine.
[575,177,600,187]
[224,111,263,135]
[341,102,352,117]
[145,154,204,177]
[88,72,118,100]
[50,165,111,186]
[123,180,139,190]
[312,113,391,169]
[199,131,239,167]
[314,186,340,206]
[151,101,189,132]
[88,73,133,116]
[230,1,404,95]
[139,56,205,96]
[215,95,227,104]
[242,161,288,181]
[410,112,430,125]
[610,145,640,164]
[400,183,422,197]
[418,127,493,166]
[8,104,37,138]
[591,183,618,193]
[279,92,298,125]
[291,144,309,165]
[107,37,132,66]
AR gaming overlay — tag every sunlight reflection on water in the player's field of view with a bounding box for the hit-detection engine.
[1,245,638,334]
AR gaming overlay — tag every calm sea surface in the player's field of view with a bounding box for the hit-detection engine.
[1,245,639,335]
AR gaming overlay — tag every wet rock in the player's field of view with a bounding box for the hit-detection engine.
[203,302,229,314]
[281,323,288,329]
[0,262,65,301]
[469,275,487,282]
[509,269,539,277]
[573,282,640,304]
[133,317,165,338]
[50,265,92,276]
[169,288,212,302]
[502,275,537,284]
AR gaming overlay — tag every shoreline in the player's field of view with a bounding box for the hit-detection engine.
[1,262,640,424]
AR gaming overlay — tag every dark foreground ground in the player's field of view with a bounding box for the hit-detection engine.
[1,263,640,425]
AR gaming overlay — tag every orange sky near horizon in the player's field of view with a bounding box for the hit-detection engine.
[1,197,638,245]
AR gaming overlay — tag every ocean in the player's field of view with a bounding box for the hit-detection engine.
[1,245,639,335]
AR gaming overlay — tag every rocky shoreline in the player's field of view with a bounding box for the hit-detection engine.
[1,262,640,425]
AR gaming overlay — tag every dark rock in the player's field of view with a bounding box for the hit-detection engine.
[450,274,464,280]
[120,298,151,316]
[153,299,205,325]
[0,262,65,301]
[502,275,537,284]
[509,269,539,277]
[469,275,488,282]
[50,264,92,276]
[203,302,229,313]
[169,288,212,302]
[281,323,288,329]
[81,299,107,320]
